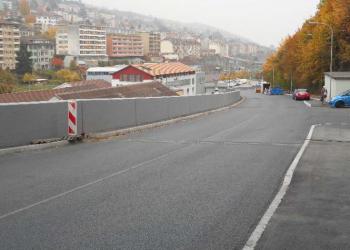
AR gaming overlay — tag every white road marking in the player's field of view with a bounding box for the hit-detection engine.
[242,124,318,250]
[0,100,250,221]
[0,150,180,221]
[304,101,312,108]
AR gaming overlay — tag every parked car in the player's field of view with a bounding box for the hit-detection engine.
[270,87,284,95]
[293,89,310,100]
[329,89,350,108]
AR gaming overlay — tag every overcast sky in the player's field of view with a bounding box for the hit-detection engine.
[83,0,319,47]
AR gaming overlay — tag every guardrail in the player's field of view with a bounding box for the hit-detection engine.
[0,91,240,149]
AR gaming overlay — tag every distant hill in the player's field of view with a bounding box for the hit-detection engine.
[83,3,254,44]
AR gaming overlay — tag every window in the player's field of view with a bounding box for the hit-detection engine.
[120,74,143,82]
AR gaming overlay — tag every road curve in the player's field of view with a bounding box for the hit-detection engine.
[0,90,314,249]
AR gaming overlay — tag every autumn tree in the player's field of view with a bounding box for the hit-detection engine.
[55,69,81,82]
[51,56,64,70]
[262,0,350,92]
[0,69,16,94]
[25,14,36,24]
[0,69,17,85]
[22,73,37,84]
[43,27,57,40]
[19,0,30,16]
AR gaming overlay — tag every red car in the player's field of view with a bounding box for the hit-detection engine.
[293,89,310,100]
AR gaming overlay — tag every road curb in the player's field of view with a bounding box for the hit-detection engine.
[87,97,246,140]
[0,141,70,156]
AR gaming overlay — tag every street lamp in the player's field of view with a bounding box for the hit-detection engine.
[272,66,275,88]
[307,21,334,100]
[307,21,334,73]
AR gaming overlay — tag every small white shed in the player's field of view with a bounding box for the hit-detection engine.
[324,72,350,101]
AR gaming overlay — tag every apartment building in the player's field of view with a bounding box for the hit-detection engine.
[35,14,61,32]
[172,39,201,59]
[19,25,35,38]
[107,33,143,58]
[21,36,55,70]
[56,24,107,66]
[56,25,69,55]
[229,42,259,56]
[0,21,20,70]
[138,32,160,57]
[201,38,229,57]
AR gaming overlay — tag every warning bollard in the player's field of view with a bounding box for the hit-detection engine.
[68,100,77,138]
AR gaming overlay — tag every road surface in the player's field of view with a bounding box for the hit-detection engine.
[0,90,348,249]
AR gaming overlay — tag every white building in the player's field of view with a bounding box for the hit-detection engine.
[86,65,127,84]
[21,36,55,70]
[324,72,350,101]
[35,15,61,31]
[56,24,107,66]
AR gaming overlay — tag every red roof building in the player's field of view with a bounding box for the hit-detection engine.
[55,82,178,100]
[112,62,197,96]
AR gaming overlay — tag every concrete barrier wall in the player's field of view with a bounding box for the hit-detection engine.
[80,91,240,134]
[79,99,136,134]
[0,102,68,148]
[0,91,240,149]
[135,98,170,126]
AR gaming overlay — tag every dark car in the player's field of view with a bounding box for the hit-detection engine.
[293,89,310,100]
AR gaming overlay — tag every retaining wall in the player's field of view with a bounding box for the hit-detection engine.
[0,101,68,148]
[0,91,240,149]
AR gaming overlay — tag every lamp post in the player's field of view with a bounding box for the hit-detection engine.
[272,66,275,88]
[307,21,334,99]
[307,21,334,73]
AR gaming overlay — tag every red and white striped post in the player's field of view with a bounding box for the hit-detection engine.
[68,100,77,137]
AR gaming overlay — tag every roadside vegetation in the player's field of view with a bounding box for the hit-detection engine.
[263,0,350,92]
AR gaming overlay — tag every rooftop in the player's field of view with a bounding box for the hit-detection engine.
[133,62,195,77]
[0,80,111,103]
[56,82,178,100]
[325,72,350,79]
[54,79,111,89]
[87,65,127,73]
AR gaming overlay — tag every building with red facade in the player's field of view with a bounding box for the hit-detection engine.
[112,62,197,96]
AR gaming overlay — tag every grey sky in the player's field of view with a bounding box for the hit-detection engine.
[83,0,319,47]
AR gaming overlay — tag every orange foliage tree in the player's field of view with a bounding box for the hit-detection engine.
[19,0,30,16]
[263,0,350,92]
[51,56,64,70]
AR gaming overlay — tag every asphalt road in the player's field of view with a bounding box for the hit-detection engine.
[0,90,348,250]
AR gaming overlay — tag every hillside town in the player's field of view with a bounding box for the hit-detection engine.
[0,0,272,99]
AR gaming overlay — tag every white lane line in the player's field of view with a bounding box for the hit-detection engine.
[0,110,252,221]
[0,149,181,221]
[242,124,318,250]
[304,101,312,108]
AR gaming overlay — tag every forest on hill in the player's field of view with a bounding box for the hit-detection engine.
[263,0,350,92]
